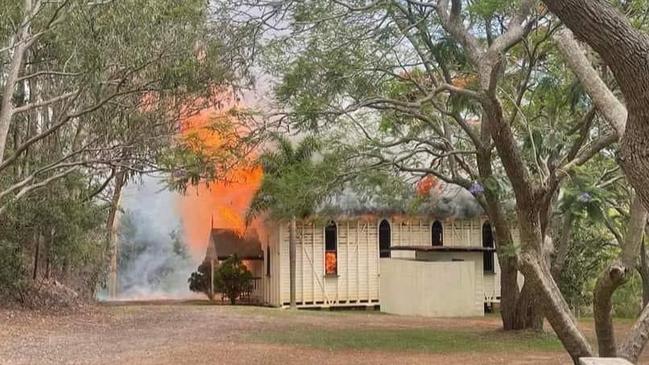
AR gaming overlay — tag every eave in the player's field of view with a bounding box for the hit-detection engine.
[390,245,495,253]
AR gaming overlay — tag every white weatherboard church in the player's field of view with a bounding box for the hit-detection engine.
[204,185,519,317]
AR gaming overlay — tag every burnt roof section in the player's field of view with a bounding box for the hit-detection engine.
[390,245,495,253]
[204,228,264,261]
[317,184,486,220]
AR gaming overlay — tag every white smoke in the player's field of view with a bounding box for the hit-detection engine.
[115,175,200,300]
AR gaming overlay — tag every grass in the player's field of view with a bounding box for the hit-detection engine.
[252,327,563,354]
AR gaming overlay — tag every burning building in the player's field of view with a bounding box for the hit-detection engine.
[180,100,516,317]
[201,228,265,301]
[205,183,521,317]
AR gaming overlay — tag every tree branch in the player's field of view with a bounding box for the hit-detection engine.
[553,28,626,136]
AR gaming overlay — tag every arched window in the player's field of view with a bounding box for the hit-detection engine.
[379,219,391,258]
[325,221,337,275]
[482,222,495,272]
[431,220,444,246]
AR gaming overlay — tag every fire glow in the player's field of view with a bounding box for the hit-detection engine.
[178,99,262,257]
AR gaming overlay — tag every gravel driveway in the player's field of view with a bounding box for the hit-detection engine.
[0,301,634,364]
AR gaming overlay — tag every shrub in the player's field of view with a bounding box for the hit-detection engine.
[188,262,212,299]
[214,255,253,305]
[0,240,27,303]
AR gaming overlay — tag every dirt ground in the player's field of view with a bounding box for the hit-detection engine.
[0,301,645,365]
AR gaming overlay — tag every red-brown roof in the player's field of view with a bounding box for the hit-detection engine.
[204,228,264,262]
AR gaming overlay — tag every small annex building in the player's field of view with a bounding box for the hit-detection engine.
[203,228,265,301]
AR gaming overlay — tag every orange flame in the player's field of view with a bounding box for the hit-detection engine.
[178,96,263,257]
[416,175,440,196]
[325,251,337,275]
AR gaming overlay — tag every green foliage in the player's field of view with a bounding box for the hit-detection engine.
[467,0,517,18]
[558,224,617,311]
[0,240,27,301]
[559,169,610,223]
[247,134,342,221]
[213,255,253,305]
[1,0,252,307]
[612,271,643,318]
[0,175,107,304]
[188,263,211,298]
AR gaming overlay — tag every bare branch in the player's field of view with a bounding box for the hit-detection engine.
[13,90,78,114]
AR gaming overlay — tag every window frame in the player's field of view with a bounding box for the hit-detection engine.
[324,220,338,276]
[431,220,444,246]
[482,222,495,273]
[378,219,391,258]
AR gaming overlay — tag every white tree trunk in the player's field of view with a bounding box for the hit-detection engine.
[289,216,297,309]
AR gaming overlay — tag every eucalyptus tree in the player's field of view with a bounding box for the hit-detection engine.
[0,0,250,214]
[0,0,252,303]
[247,134,342,308]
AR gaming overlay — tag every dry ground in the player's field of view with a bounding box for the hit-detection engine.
[0,301,646,365]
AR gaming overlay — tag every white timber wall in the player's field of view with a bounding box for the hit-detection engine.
[262,224,282,306]
[261,216,516,307]
[267,219,380,307]
[388,217,484,248]
[380,259,482,317]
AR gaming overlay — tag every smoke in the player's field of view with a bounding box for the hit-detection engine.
[318,182,484,220]
[115,175,201,299]
[427,184,484,219]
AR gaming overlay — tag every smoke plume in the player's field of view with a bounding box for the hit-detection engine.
[115,175,200,299]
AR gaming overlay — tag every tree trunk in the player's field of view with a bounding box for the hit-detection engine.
[32,232,40,280]
[593,196,647,357]
[516,280,544,331]
[639,239,649,308]
[106,169,126,298]
[0,44,26,164]
[620,300,649,363]
[44,232,51,280]
[476,126,522,330]
[519,251,594,363]
[483,96,594,360]
[0,1,37,163]
[499,257,521,329]
[209,259,215,301]
[551,215,574,280]
[289,216,297,309]
[593,262,627,357]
